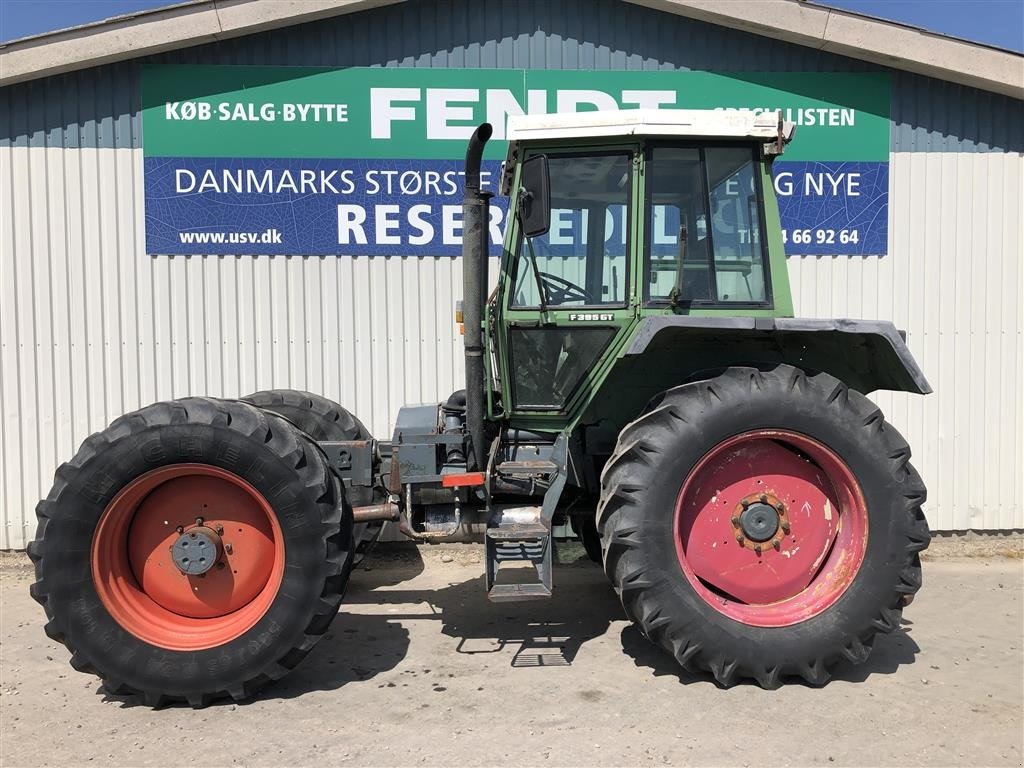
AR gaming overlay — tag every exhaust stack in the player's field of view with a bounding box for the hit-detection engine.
[461,122,493,471]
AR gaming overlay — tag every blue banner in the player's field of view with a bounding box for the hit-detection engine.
[144,157,887,256]
[773,161,888,255]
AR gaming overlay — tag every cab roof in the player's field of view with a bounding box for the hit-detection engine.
[501,108,796,193]
[506,108,793,145]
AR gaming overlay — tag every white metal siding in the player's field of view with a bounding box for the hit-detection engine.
[1,146,1022,548]
[789,151,1023,533]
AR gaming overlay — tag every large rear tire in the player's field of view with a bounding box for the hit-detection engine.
[28,398,353,707]
[240,389,383,560]
[597,365,930,688]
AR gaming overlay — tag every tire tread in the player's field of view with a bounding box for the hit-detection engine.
[597,364,930,688]
[29,397,350,708]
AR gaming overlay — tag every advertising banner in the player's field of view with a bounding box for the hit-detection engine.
[142,66,890,256]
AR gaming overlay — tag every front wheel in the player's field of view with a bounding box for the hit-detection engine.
[597,365,930,688]
[28,398,353,707]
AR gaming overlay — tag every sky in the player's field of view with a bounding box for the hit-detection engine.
[0,0,1022,51]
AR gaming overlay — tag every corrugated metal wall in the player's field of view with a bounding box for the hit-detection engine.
[1,0,1022,548]
[788,151,1023,532]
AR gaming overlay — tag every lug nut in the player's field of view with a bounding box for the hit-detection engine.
[759,494,768,504]
[730,516,740,526]
[772,539,781,551]
[215,524,224,535]
[175,525,184,534]
[754,543,762,554]
[741,499,750,508]
[735,534,745,545]
[225,543,233,555]
[781,522,791,534]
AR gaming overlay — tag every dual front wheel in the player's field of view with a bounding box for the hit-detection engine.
[29,394,361,707]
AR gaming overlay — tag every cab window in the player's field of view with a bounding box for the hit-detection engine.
[511,153,631,308]
[645,146,770,305]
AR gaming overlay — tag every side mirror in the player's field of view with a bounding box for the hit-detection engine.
[518,155,550,238]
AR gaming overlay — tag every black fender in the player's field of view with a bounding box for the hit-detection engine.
[624,317,931,395]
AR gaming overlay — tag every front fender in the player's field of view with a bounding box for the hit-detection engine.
[625,317,931,395]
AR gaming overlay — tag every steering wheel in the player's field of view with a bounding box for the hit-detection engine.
[538,271,592,305]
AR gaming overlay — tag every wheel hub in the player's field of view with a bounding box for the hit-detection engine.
[739,502,779,542]
[170,524,224,576]
[730,492,790,552]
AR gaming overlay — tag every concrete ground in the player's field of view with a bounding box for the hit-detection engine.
[1,544,1021,768]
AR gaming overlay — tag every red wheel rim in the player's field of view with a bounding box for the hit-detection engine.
[674,430,868,628]
[91,464,285,651]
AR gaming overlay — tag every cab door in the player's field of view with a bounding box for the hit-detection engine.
[494,147,641,430]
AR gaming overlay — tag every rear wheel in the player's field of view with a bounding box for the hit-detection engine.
[28,398,352,707]
[597,365,929,687]
[241,389,383,560]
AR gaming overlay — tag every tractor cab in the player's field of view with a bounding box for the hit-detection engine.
[487,110,795,430]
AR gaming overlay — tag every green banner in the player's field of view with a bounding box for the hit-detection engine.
[142,66,890,162]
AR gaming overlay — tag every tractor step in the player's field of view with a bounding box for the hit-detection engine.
[485,519,552,602]
[487,583,553,601]
[495,460,558,477]
[486,522,549,540]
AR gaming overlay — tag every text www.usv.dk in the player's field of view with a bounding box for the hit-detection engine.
[178,228,283,244]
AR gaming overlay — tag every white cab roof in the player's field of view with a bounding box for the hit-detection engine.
[501,109,795,192]
[506,108,790,144]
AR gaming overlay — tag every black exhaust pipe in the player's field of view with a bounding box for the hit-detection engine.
[462,122,493,471]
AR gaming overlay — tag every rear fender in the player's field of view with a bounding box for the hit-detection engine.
[625,317,931,395]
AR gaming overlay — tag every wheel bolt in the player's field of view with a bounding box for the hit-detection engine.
[741,499,750,508]
[215,524,224,535]
[735,534,745,545]
[781,522,791,534]
[772,539,781,551]
[730,516,740,526]
[759,494,768,504]
[754,543,762,554]
[225,543,233,555]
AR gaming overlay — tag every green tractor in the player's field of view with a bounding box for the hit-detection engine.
[29,110,931,706]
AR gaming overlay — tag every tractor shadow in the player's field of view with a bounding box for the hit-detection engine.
[619,617,921,687]
[258,544,430,700]
[434,563,624,668]
[253,547,623,702]
[336,543,625,671]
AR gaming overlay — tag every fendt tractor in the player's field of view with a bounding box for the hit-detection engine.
[30,109,931,707]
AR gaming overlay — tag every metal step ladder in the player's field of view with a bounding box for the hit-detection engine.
[485,517,552,601]
[484,435,567,602]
